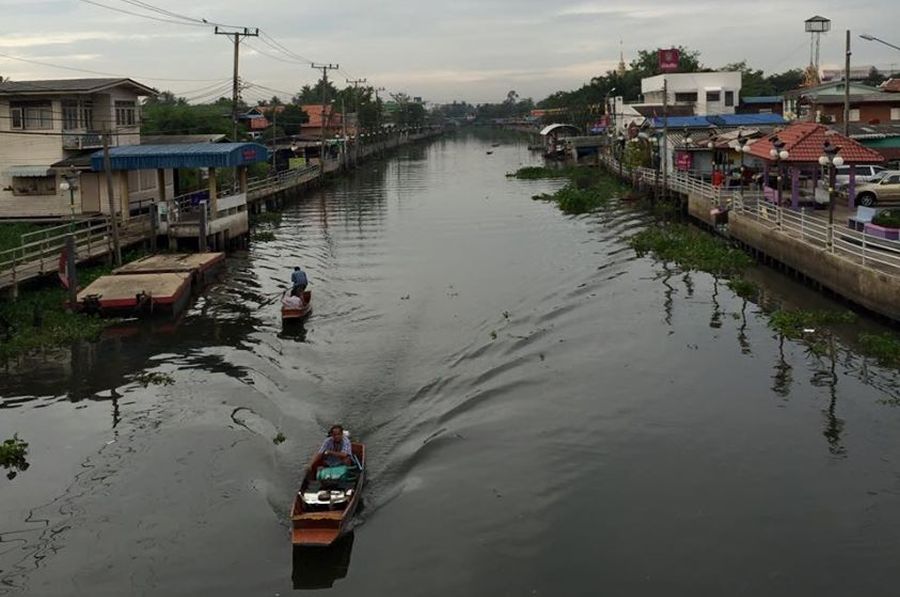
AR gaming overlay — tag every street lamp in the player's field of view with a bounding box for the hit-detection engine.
[736,132,752,197]
[818,139,844,231]
[58,167,79,219]
[768,135,789,205]
[859,33,900,52]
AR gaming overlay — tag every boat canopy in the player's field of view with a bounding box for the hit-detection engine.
[540,123,581,137]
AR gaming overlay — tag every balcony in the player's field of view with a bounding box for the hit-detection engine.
[62,131,106,150]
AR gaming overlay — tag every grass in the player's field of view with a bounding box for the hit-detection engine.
[629,223,754,276]
[0,222,44,253]
[726,277,759,300]
[1,435,29,480]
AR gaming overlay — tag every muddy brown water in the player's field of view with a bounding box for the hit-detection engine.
[2,131,900,597]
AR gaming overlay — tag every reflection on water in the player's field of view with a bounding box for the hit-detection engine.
[292,533,355,590]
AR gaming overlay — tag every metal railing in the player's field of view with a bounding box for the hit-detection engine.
[247,165,321,196]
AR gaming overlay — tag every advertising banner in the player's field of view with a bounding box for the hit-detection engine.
[658,48,680,73]
[675,151,693,171]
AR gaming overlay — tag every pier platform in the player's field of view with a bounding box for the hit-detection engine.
[77,272,192,315]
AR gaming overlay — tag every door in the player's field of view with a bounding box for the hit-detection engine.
[80,173,101,213]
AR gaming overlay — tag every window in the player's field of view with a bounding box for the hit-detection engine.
[10,102,52,130]
[674,92,698,103]
[12,175,56,196]
[725,91,734,107]
[706,91,721,102]
[115,100,136,126]
[849,108,861,122]
[886,175,900,185]
[62,100,79,130]
[892,107,900,121]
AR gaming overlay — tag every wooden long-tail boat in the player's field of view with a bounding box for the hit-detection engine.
[291,441,365,547]
[281,290,312,321]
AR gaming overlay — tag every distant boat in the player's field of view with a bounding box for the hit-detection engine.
[282,290,312,321]
[491,143,500,147]
[486,151,494,155]
[291,440,366,546]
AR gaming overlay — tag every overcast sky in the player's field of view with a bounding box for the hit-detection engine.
[2,0,900,104]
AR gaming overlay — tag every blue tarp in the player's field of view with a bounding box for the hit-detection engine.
[90,143,269,171]
[649,113,787,129]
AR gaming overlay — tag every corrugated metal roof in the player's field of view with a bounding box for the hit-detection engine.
[140,134,229,145]
[540,123,581,136]
[90,143,269,171]
[0,77,156,96]
[649,113,786,129]
[740,96,783,104]
[6,165,53,177]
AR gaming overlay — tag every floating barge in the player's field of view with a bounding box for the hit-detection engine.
[76,252,224,316]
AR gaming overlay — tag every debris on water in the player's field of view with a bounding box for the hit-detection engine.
[502,310,510,320]
[803,328,816,333]
[401,294,410,300]
[489,330,497,340]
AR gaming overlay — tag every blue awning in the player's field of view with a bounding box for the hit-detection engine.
[90,143,269,171]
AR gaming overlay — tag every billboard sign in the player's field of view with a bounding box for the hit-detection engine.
[658,48,680,73]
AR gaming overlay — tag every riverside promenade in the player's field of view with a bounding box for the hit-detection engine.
[0,128,442,296]
[599,154,900,322]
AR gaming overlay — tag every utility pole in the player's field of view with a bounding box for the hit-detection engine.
[102,131,122,266]
[661,77,668,204]
[271,105,277,171]
[347,78,367,167]
[311,63,339,171]
[214,26,259,141]
[374,87,385,157]
[843,30,851,137]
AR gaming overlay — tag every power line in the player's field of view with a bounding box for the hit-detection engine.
[78,0,207,26]
[0,50,226,82]
[244,41,309,66]
[258,31,314,64]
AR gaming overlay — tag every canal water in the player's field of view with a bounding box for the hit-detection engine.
[2,131,900,596]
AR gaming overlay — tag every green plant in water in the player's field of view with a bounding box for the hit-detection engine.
[1,435,29,480]
[251,211,282,225]
[133,371,175,387]
[273,432,286,445]
[629,224,753,276]
[511,166,594,180]
[768,309,857,338]
[858,332,900,366]
[727,277,759,300]
[252,231,276,242]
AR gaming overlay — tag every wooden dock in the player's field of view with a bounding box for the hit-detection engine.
[77,272,192,315]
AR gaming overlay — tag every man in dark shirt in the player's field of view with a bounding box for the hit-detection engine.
[291,266,308,295]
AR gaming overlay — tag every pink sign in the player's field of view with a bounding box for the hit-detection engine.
[659,48,680,73]
[675,151,692,171]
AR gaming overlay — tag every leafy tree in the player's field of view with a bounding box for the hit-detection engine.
[765,69,805,94]
[863,67,886,88]
[720,61,773,97]
[292,78,339,105]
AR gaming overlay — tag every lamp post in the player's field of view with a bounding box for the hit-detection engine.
[737,132,751,199]
[768,135,789,205]
[58,167,79,220]
[604,87,617,154]
[859,33,900,52]
[617,132,625,177]
[818,140,844,233]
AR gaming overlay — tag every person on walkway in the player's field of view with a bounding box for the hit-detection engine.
[291,266,308,294]
[318,425,352,467]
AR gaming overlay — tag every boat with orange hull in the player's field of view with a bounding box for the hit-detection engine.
[281,290,312,321]
[291,442,365,547]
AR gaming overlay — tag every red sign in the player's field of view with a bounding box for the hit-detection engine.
[675,151,693,171]
[659,48,680,73]
[242,149,257,161]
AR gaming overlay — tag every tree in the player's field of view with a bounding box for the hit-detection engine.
[292,77,339,105]
[863,67,886,88]
[275,104,309,135]
[765,69,805,94]
[720,61,773,97]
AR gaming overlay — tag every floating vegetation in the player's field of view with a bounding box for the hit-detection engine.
[858,332,900,366]
[726,277,759,300]
[510,166,588,180]
[273,432,286,445]
[768,309,857,338]
[489,330,498,340]
[133,371,175,387]
[629,223,753,276]
[251,211,282,225]
[252,231,276,242]
[1,435,29,480]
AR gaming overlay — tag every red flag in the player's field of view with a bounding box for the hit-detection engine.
[658,48,680,73]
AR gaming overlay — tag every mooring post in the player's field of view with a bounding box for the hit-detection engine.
[199,200,209,252]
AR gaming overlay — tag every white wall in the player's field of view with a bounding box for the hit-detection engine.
[641,72,742,116]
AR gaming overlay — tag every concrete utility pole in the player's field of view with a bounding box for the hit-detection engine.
[214,26,259,142]
[347,78,367,167]
[102,131,122,266]
[844,30,851,137]
[661,77,668,204]
[311,63,339,170]
[374,87,385,156]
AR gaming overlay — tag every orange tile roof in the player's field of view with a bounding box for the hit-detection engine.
[882,78,900,93]
[746,122,885,164]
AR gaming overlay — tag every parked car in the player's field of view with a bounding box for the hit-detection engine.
[855,172,900,207]
[831,164,885,188]
[837,169,900,193]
